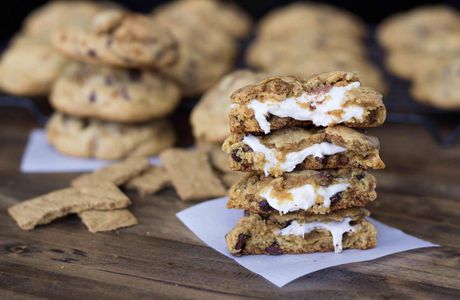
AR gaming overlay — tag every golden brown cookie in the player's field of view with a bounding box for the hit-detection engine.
[46,113,176,160]
[257,2,366,39]
[0,35,69,96]
[191,70,267,143]
[411,57,460,110]
[228,169,376,215]
[153,0,252,39]
[377,5,460,51]
[53,10,179,69]
[22,0,113,41]
[229,72,386,134]
[226,208,376,255]
[51,63,180,123]
[223,126,384,176]
[257,51,387,94]
[247,35,366,71]
[153,12,237,96]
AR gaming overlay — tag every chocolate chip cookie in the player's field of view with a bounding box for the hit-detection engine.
[191,70,267,143]
[411,57,460,110]
[22,0,113,41]
[223,126,385,176]
[229,72,386,134]
[0,35,69,96]
[46,113,175,160]
[53,10,179,69]
[153,7,238,96]
[257,2,366,39]
[228,169,376,215]
[153,0,252,39]
[226,208,376,256]
[51,63,180,122]
[377,6,460,51]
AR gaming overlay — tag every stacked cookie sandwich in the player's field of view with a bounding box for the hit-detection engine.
[223,71,386,255]
[246,2,386,94]
[47,9,181,160]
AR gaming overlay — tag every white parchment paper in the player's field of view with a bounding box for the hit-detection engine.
[20,129,160,173]
[177,197,438,287]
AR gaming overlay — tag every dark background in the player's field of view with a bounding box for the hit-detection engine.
[1,0,460,39]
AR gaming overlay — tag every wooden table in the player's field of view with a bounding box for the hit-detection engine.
[0,107,459,299]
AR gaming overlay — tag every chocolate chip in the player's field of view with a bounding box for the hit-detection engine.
[258,200,273,212]
[315,170,333,186]
[235,233,249,251]
[81,119,90,129]
[280,220,292,229]
[106,36,113,47]
[231,149,242,162]
[87,49,97,57]
[127,69,142,82]
[338,154,349,165]
[105,75,114,86]
[315,155,329,166]
[120,86,131,100]
[265,241,282,255]
[242,144,252,152]
[330,192,343,204]
[88,91,97,103]
[356,173,365,180]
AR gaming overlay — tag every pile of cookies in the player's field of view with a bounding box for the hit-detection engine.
[222,71,387,255]
[246,2,386,94]
[0,1,111,97]
[0,0,252,160]
[378,5,460,110]
[46,8,182,160]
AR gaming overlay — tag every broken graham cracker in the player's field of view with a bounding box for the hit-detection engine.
[8,182,130,230]
[72,156,151,187]
[221,171,245,189]
[124,166,171,197]
[79,209,138,233]
[160,148,227,201]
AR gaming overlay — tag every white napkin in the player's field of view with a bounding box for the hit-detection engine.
[21,129,160,173]
[177,197,438,287]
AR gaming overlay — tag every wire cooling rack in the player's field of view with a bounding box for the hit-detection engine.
[367,29,460,146]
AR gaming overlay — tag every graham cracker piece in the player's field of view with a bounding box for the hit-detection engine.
[8,182,130,230]
[72,157,151,187]
[79,209,138,233]
[208,144,230,173]
[124,166,170,197]
[221,171,245,189]
[160,149,227,201]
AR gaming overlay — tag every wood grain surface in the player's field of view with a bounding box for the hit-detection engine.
[0,108,459,299]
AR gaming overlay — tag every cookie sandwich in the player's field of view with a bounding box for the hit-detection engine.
[223,71,386,255]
